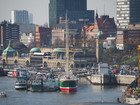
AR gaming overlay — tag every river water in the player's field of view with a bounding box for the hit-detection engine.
[0,77,128,105]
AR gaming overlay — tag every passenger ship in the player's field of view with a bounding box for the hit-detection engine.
[15,77,27,90]
[15,69,28,90]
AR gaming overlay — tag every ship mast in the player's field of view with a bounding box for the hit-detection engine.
[65,11,69,78]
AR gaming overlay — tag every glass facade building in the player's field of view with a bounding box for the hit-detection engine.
[49,0,94,28]
[129,0,140,24]
[11,10,33,24]
[117,0,140,29]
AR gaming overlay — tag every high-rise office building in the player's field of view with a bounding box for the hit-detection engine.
[49,0,94,28]
[117,0,140,29]
[0,21,19,49]
[29,13,33,24]
[11,10,33,24]
[62,0,87,11]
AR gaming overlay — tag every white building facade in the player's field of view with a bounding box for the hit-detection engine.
[117,0,130,29]
[117,0,140,29]
[20,33,34,47]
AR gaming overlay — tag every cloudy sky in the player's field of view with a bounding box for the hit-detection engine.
[0,0,116,25]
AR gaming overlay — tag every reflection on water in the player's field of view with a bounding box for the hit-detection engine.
[0,77,128,105]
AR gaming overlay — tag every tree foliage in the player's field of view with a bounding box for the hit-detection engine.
[28,40,36,50]
[103,46,138,66]
[52,38,64,48]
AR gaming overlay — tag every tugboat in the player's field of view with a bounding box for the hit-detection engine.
[59,13,78,93]
[0,92,7,98]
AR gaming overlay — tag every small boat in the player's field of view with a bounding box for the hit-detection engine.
[0,92,7,98]
[7,71,14,78]
[15,77,27,90]
[7,68,20,78]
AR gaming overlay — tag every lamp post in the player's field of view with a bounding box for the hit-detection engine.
[96,31,102,64]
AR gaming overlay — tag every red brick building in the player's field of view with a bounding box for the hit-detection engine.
[95,15,116,39]
[35,26,52,48]
[81,15,117,47]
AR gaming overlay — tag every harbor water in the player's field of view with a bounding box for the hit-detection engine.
[0,77,128,105]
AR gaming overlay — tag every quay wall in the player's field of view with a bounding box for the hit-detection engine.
[87,75,117,85]
[125,98,140,104]
[115,75,136,85]
[87,75,136,85]
[87,75,102,85]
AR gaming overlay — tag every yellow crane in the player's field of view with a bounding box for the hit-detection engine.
[137,45,140,87]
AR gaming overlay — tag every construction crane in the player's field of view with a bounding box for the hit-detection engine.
[137,45,140,87]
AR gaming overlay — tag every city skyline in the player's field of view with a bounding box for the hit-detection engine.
[0,0,116,26]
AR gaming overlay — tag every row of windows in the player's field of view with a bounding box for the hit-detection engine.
[117,14,129,17]
[117,17,129,20]
[117,5,129,8]
[118,20,129,23]
[118,26,128,29]
[117,0,128,1]
[117,8,129,11]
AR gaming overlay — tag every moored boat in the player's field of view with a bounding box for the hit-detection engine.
[7,71,14,78]
[7,68,20,78]
[59,12,78,93]
[15,78,27,90]
[30,82,42,92]
[29,77,59,92]
[59,78,77,93]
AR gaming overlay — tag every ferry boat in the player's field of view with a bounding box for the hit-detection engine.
[59,13,78,93]
[15,78,27,90]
